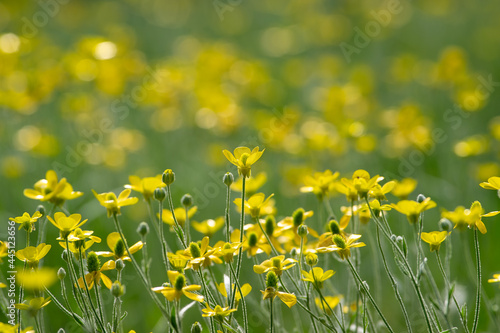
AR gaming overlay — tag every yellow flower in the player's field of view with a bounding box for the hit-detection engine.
[231,229,271,257]
[391,178,418,200]
[234,192,275,218]
[95,232,143,261]
[15,297,51,317]
[302,267,335,289]
[421,231,450,252]
[125,175,166,201]
[384,197,437,224]
[223,146,265,178]
[253,255,297,276]
[442,201,499,233]
[16,244,51,267]
[78,259,115,290]
[16,268,57,290]
[0,241,8,263]
[24,170,83,205]
[47,212,88,240]
[159,206,197,227]
[191,217,224,237]
[480,176,500,190]
[317,234,366,260]
[202,304,237,319]
[213,241,241,263]
[0,323,34,333]
[261,287,297,308]
[315,296,342,315]
[337,170,382,200]
[231,172,267,193]
[167,251,189,272]
[93,189,138,217]
[216,282,252,305]
[184,236,222,270]
[152,271,204,302]
[300,170,340,200]
[9,211,42,232]
[369,181,396,201]
[488,274,500,284]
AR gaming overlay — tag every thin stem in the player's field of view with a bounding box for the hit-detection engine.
[346,258,394,333]
[44,287,84,326]
[57,278,84,326]
[165,185,187,249]
[38,204,56,246]
[228,264,248,333]
[95,285,106,326]
[157,200,170,276]
[472,228,481,333]
[225,185,231,243]
[269,298,274,333]
[63,240,90,321]
[232,177,246,309]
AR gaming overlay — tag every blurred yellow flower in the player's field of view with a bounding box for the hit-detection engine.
[315,296,342,315]
[302,267,335,289]
[488,274,500,284]
[47,212,88,240]
[213,241,241,263]
[231,172,267,193]
[261,287,297,308]
[125,175,166,201]
[93,189,138,217]
[480,176,500,191]
[16,268,57,290]
[253,255,297,276]
[300,169,340,200]
[216,282,252,304]
[369,181,395,201]
[95,232,143,261]
[78,258,115,290]
[16,244,51,267]
[384,197,437,224]
[15,297,51,317]
[223,146,265,178]
[0,241,8,263]
[391,178,418,200]
[421,231,450,252]
[202,304,237,319]
[337,170,382,200]
[160,206,197,227]
[24,170,83,205]
[234,192,275,218]
[192,217,224,237]
[442,201,499,234]
[9,211,42,232]
[152,270,204,303]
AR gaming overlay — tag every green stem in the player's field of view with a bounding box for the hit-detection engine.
[63,240,89,321]
[472,228,481,333]
[44,287,84,326]
[232,177,246,309]
[157,200,170,276]
[269,298,274,333]
[225,184,231,243]
[346,258,394,333]
[228,264,248,333]
[38,204,56,246]
[95,285,106,326]
[165,185,187,249]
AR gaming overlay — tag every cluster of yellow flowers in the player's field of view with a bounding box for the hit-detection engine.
[3,147,500,333]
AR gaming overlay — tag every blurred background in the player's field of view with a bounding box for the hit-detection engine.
[1,0,500,331]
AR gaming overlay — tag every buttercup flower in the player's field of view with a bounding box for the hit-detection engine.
[78,252,115,290]
[93,189,138,217]
[315,296,342,315]
[442,201,499,233]
[96,232,143,261]
[480,176,500,190]
[16,244,51,267]
[338,170,382,200]
[231,172,267,193]
[216,282,252,306]
[24,170,83,205]
[302,267,335,289]
[421,231,450,252]
[384,197,437,224]
[16,268,57,290]
[391,178,418,200]
[261,272,297,308]
[317,234,366,260]
[9,212,42,232]
[202,304,237,319]
[253,255,297,276]
[300,169,340,200]
[369,181,395,201]
[160,206,197,227]
[125,175,166,201]
[234,193,275,218]
[47,212,88,240]
[152,270,204,302]
[15,297,51,317]
[223,146,265,178]
[231,229,271,257]
[184,237,222,270]
[0,241,8,263]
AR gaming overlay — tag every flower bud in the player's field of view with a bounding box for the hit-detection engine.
[290,248,298,257]
[265,271,278,288]
[36,205,46,216]
[57,267,66,280]
[111,281,125,298]
[191,322,203,333]
[305,252,318,266]
[298,225,309,237]
[438,218,453,232]
[329,220,341,235]
[61,249,69,262]
[181,194,193,207]
[265,215,275,236]
[223,172,234,186]
[292,208,304,227]
[57,329,65,333]
[154,188,166,202]
[137,221,149,237]
[115,259,125,272]
[189,242,201,258]
[162,169,175,185]
[87,252,100,273]
[416,194,426,203]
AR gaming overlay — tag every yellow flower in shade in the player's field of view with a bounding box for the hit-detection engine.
[300,170,340,200]
[0,323,34,333]
[0,241,8,263]
[421,231,450,252]
[213,241,241,263]
[442,201,499,233]
[9,212,42,232]
[15,297,51,317]
[261,287,297,308]
[23,170,83,205]
[202,304,237,319]
[152,270,204,302]
[302,267,335,289]
[167,251,189,272]
[95,232,143,261]
[317,234,366,260]
[78,255,115,290]
[391,178,418,200]
[231,172,267,193]
[480,176,500,190]
[159,206,197,227]
[488,274,500,284]
[253,255,297,276]
[93,189,139,217]
[337,170,382,200]
[59,228,101,258]
[47,212,88,240]
[315,296,342,315]
[16,268,57,290]
[340,203,372,225]
[16,244,51,267]
[125,175,166,201]
[369,181,396,201]
[223,146,265,178]
[192,217,224,237]
[234,193,275,218]
[231,229,271,257]
[216,282,252,305]
[184,236,222,270]
[384,197,437,224]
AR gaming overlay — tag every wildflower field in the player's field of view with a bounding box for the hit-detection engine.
[2,0,500,332]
